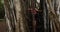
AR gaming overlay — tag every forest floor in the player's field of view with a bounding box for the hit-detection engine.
[0,19,7,32]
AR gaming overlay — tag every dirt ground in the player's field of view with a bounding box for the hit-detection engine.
[0,19,7,32]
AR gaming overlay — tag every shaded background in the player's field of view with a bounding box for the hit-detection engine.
[0,0,4,19]
[0,0,7,32]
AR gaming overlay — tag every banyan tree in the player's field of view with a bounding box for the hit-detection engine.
[4,0,60,32]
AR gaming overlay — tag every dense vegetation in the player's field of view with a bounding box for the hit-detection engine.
[0,0,4,19]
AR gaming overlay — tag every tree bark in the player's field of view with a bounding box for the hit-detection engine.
[4,0,28,32]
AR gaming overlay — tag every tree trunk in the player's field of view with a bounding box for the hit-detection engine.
[4,0,60,32]
[4,0,28,32]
